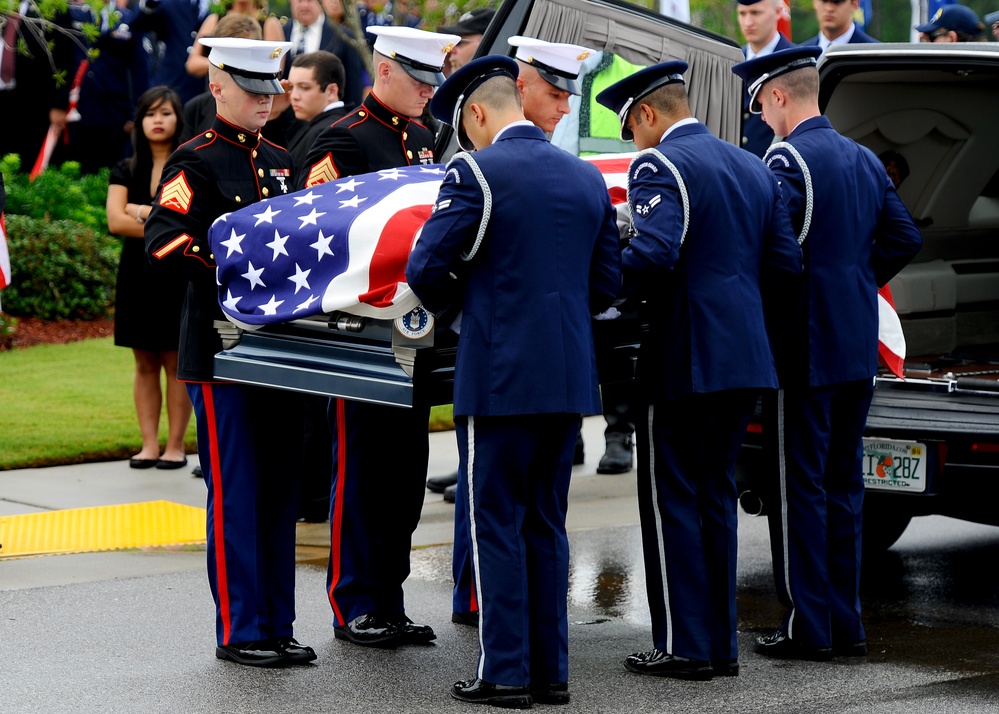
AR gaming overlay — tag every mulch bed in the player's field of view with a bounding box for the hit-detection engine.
[4,316,115,349]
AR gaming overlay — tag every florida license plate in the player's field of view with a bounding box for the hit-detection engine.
[862,439,927,493]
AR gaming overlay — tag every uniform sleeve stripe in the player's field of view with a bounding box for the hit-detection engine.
[152,234,192,259]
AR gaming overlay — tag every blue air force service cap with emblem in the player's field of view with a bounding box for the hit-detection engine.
[507,36,594,96]
[731,45,822,114]
[370,26,461,87]
[200,37,292,95]
[594,61,687,142]
[915,4,984,36]
[430,55,519,151]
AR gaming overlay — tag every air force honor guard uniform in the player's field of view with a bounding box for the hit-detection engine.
[596,62,801,679]
[293,26,459,649]
[407,56,621,707]
[731,47,922,660]
[448,33,598,629]
[145,38,316,668]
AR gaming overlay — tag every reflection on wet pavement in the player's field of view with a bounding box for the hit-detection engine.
[410,513,999,678]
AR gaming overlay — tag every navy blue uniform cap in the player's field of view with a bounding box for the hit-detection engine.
[915,4,983,36]
[594,61,688,142]
[429,54,519,150]
[731,45,822,114]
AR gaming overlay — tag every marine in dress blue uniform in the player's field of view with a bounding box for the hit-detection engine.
[596,61,802,679]
[407,55,621,708]
[144,38,316,668]
[732,47,922,659]
[297,26,460,649]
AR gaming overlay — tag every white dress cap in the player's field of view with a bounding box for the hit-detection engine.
[370,26,462,87]
[507,36,596,95]
[200,37,293,95]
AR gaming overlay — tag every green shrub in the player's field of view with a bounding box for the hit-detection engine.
[0,312,16,350]
[1,154,111,235]
[2,214,118,320]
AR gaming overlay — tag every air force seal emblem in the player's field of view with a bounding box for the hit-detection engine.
[395,306,434,340]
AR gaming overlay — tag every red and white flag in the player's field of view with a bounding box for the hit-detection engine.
[878,284,905,378]
[0,211,11,292]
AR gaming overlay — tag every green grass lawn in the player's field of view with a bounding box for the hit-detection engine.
[0,336,454,470]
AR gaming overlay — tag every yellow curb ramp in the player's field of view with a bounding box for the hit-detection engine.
[0,500,206,559]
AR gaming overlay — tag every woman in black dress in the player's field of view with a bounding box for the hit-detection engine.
[106,86,192,469]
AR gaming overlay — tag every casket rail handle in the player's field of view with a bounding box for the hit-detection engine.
[214,320,245,350]
[328,312,367,332]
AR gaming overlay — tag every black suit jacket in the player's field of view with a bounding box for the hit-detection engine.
[283,19,367,108]
[286,105,349,175]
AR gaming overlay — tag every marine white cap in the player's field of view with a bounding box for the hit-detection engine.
[507,35,595,95]
[370,26,461,87]
[200,37,292,95]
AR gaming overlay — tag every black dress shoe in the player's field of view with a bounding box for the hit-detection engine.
[274,636,317,664]
[711,659,740,677]
[427,471,459,493]
[833,640,868,657]
[531,682,569,705]
[383,613,436,644]
[443,483,457,503]
[451,610,479,627]
[192,465,203,479]
[215,641,287,667]
[156,456,188,470]
[755,630,833,661]
[450,678,533,709]
[596,433,633,474]
[333,613,404,648]
[129,457,158,469]
[624,648,713,680]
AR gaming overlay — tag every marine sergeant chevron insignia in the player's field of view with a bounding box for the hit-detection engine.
[159,171,194,214]
[305,154,339,188]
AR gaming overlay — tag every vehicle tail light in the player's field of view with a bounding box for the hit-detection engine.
[971,442,999,453]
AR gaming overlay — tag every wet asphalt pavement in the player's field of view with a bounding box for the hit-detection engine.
[2,417,998,712]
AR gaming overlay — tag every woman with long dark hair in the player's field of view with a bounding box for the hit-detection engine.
[106,86,193,470]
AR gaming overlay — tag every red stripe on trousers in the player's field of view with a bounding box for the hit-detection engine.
[203,385,232,644]
[327,397,347,625]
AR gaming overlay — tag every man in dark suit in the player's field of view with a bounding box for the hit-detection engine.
[737,0,795,157]
[126,0,209,104]
[283,0,367,109]
[284,51,348,175]
[596,61,802,681]
[732,46,922,661]
[407,54,621,709]
[801,0,878,49]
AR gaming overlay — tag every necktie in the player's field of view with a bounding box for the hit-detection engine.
[295,26,306,56]
[1,12,23,85]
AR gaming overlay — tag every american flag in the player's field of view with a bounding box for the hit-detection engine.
[209,165,447,327]
[210,153,906,377]
[0,212,10,293]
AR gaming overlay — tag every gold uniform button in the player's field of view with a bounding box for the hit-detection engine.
[741,136,748,145]
[258,168,264,177]
[210,254,214,260]
[192,245,200,253]
[235,196,242,203]
[205,132,213,139]
[403,132,408,140]
[359,111,366,117]
[262,187,269,196]
[252,150,258,158]
[407,150,413,159]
